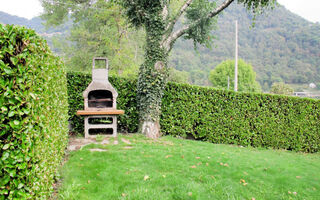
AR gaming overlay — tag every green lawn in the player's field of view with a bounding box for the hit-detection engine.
[58,134,320,200]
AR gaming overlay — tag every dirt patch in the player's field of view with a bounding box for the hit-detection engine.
[121,138,132,144]
[67,136,110,151]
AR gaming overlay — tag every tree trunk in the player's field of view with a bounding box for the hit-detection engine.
[140,120,161,139]
[137,16,168,138]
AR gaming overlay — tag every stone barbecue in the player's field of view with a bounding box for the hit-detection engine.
[76,57,124,138]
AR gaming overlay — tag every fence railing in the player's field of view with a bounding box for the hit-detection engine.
[294,92,320,99]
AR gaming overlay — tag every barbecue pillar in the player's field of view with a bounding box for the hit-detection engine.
[76,57,124,138]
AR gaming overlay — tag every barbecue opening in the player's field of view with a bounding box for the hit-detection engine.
[88,90,113,108]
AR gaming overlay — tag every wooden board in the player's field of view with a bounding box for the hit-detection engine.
[76,110,125,116]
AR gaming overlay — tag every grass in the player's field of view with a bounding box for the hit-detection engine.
[58,134,320,200]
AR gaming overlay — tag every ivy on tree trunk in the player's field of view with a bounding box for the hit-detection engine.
[136,7,169,138]
[121,0,274,138]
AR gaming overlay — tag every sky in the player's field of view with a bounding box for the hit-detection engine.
[0,0,319,23]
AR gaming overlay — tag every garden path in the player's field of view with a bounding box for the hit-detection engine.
[67,136,132,152]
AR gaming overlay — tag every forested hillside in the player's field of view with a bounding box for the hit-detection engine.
[0,11,70,33]
[170,3,320,90]
[1,3,319,91]
[0,11,43,31]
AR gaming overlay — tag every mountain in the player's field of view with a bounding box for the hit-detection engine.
[0,11,70,36]
[169,3,320,91]
[1,4,319,91]
[0,11,71,53]
[0,11,45,32]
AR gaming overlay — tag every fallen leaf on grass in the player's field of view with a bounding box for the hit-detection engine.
[190,165,197,168]
[188,192,192,196]
[220,162,229,167]
[239,179,248,186]
[288,191,297,195]
[197,162,202,165]
[144,175,150,181]
[181,155,184,159]
[251,198,256,200]
[211,175,215,179]
[122,193,126,197]
[165,155,173,158]
[196,157,200,159]
[296,176,301,179]
[206,163,209,166]
[87,180,91,184]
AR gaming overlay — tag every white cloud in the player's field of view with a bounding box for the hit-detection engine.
[0,0,43,19]
[277,0,320,23]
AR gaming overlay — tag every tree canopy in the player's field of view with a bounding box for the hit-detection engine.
[41,0,275,138]
[41,0,144,75]
[209,59,261,92]
[270,82,294,95]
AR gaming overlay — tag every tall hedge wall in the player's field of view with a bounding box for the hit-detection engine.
[0,25,69,199]
[67,73,320,152]
[161,83,320,152]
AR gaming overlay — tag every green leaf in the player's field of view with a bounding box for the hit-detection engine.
[1,106,8,112]
[2,144,10,150]
[18,183,24,189]
[8,111,15,117]
[2,152,9,160]
[30,93,36,99]
[0,175,10,186]
[3,68,13,74]
[9,169,16,177]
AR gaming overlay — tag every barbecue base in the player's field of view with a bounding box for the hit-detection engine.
[77,110,124,138]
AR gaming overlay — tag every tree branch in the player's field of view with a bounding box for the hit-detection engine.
[163,0,234,51]
[165,0,193,32]
[162,4,169,21]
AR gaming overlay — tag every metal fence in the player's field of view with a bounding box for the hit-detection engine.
[294,92,320,99]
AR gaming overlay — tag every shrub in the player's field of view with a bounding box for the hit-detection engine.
[0,25,68,199]
[161,82,320,152]
[209,59,261,92]
[270,82,294,95]
[67,73,320,153]
[66,72,139,134]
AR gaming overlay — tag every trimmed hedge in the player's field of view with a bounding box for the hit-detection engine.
[161,83,320,152]
[67,73,320,153]
[67,72,139,134]
[0,25,69,199]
